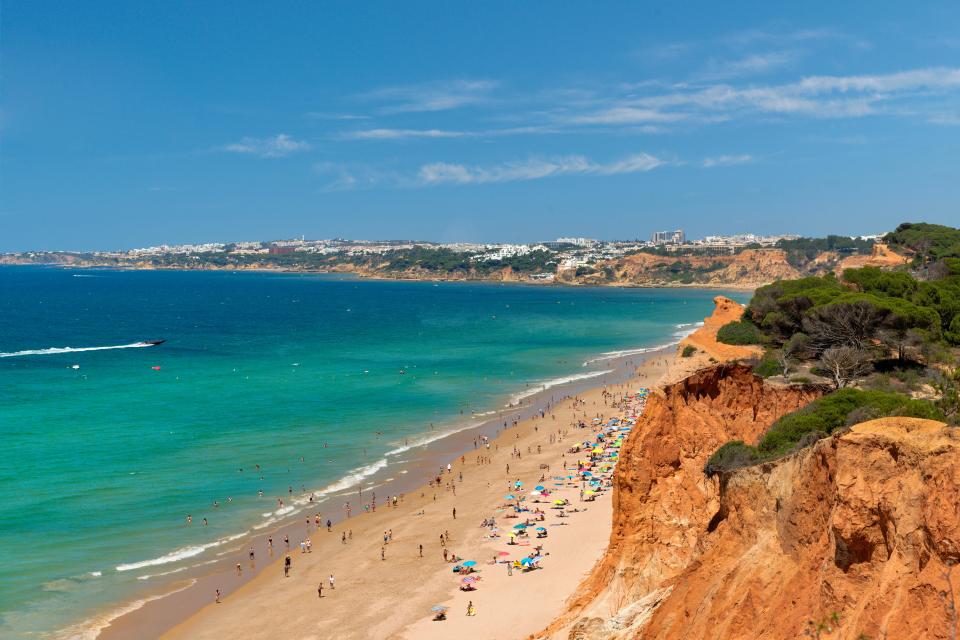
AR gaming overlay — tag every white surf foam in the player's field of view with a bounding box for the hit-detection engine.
[507,369,613,406]
[384,418,494,457]
[0,342,156,358]
[115,531,248,572]
[311,458,388,496]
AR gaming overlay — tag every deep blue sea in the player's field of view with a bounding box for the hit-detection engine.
[0,266,744,637]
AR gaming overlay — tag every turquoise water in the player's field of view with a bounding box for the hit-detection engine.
[0,267,743,637]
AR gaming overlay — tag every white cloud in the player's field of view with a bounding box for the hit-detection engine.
[416,152,663,186]
[568,66,960,124]
[304,112,371,120]
[339,125,561,141]
[563,107,687,125]
[361,79,498,113]
[699,51,798,80]
[343,128,470,140]
[795,67,960,93]
[702,154,753,168]
[223,134,310,158]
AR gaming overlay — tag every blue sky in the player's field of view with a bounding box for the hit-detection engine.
[3,1,960,251]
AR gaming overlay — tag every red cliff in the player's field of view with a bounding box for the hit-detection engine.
[542,366,960,639]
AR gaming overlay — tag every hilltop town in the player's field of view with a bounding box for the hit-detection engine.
[1,229,901,289]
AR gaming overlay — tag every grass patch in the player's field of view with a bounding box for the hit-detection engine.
[681,345,697,358]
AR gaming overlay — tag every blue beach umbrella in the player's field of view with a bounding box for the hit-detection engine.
[535,485,545,491]
[462,560,477,567]
[505,494,516,500]
[535,526,546,532]
[520,557,536,565]
[513,523,528,529]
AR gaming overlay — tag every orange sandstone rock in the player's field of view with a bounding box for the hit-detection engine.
[541,367,960,640]
[680,296,763,361]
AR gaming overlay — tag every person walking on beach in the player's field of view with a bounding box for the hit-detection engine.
[317,583,323,598]
[467,600,476,616]
[341,531,347,544]
[215,589,221,603]
[328,574,335,590]
[452,507,457,519]
[284,555,291,577]
[419,543,423,557]
[381,546,386,561]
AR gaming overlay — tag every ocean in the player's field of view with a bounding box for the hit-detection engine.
[0,266,745,638]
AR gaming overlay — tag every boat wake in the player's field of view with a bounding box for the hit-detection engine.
[0,342,160,358]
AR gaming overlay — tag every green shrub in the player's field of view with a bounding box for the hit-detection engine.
[705,389,943,476]
[681,345,697,358]
[717,320,762,345]
[757,389,941,456]
[752,357,780,378]
[789,375,812,384]
[705,441,759,477]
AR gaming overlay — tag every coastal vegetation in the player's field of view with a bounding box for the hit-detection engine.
[716,318,763,345]
[705,388,943,476]
[706,221,960,477]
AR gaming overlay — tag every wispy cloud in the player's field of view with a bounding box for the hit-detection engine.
[416,152,664,186]
[339,125,561,141]
[566,67,960,124]
[304,112,371,120]
[698,51,799,80]
[342,128,470,140]
[316,150,760,190]
[562,107,688,125]
[361,79,498,114]
[223,134,310,158]
[702,154,753,168]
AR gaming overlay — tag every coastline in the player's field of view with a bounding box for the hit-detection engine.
[73,340,690,640]
[0,263,761,291]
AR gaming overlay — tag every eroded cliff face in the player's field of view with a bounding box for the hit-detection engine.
[543,368,960,640]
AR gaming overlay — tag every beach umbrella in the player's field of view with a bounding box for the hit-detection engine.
[582,471,593,477]
[498,551,510,556]
[535,526,547,532]
[504,494,516,500]
[431,605,448,612]
[508,532,517,537]
[520,557,536,565]
[462,560,477,567]
[530,491,542,497]
[584,489,597,495]
[513,523,528,529]
[462,576,477,583]
[553,499,566,505]
[535,485,545,491]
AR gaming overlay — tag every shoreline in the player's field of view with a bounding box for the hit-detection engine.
[81,341,687,640]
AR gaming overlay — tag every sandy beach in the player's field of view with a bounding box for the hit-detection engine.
[93,344,703,640]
